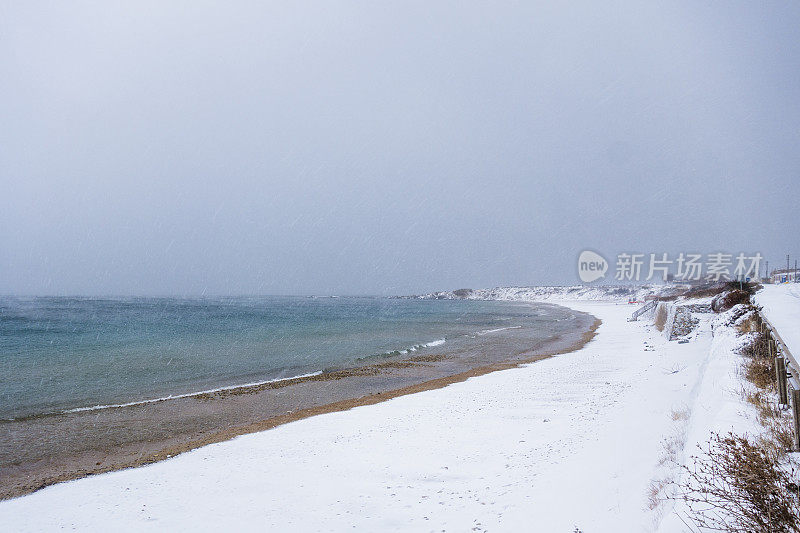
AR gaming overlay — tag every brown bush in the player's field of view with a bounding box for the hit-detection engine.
[672,432,800,532]
[712,290,752,312]
[724,280,762,295]
[681,282,729,299]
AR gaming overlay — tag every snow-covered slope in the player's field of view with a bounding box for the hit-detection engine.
[656,307,765,531]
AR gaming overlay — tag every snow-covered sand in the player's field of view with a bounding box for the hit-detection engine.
[0,299,762,532]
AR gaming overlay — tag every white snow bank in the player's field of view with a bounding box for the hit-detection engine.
[0,302,740,532]
[754,284,800,358]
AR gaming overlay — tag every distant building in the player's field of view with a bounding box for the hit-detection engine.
[771,268,799,283]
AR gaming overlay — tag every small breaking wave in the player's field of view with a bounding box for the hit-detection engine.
[64,371,324,413]
[393,338,446,355]
[475,325,522,336]
[365,338,448,359]
[3,371,324,422]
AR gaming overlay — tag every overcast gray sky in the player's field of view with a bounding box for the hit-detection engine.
[1,1,799,296]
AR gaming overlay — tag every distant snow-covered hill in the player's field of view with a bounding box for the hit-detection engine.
[407,285,677,302]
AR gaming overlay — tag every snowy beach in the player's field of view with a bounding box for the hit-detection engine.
[4,2,799,530]
[0,292,770,532]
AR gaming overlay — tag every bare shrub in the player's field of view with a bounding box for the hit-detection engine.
[672,432,800,532]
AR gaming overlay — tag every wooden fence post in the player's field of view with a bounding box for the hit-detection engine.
[792,387,800,451]
[776,356,788,405]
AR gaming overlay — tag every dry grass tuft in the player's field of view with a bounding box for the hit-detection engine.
[648,477,671,510]
[659,427,688,467]
[670,407,690,422]
[746,359,777,391]
[737,314,760,334]
[740,332,776,392]
[654,304,668,332]
[740,388,795,453]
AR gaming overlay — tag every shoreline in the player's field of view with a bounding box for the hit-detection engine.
[1,371,327,424]
[0,308,600,501]
[105,315,601,462]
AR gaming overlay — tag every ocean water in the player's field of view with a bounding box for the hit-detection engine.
[0,296,575,420]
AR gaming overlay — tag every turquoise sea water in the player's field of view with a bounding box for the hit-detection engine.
[0,296,574,420]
